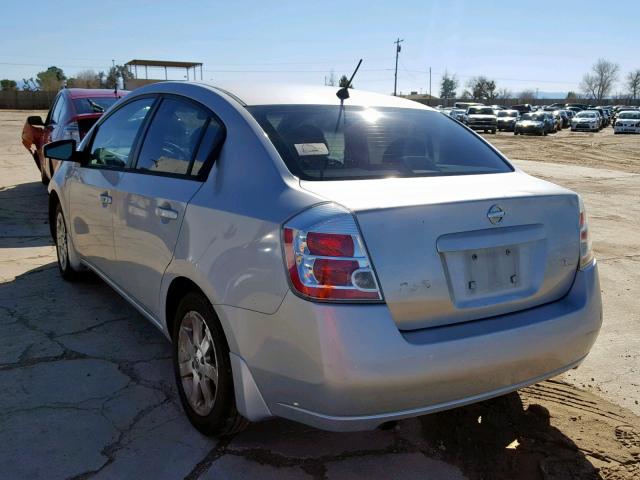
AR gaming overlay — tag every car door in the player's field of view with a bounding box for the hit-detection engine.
[112,95,224,317]
[68,97,156,276]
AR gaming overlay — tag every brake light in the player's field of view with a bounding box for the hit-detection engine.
[283,203,383,301]
[579,197,594,269]
[61,121,80,143]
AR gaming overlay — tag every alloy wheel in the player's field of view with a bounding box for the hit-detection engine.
[178,311,219,416]
[56,211,68,271]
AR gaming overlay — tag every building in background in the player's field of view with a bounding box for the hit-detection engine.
[124,60,203,89]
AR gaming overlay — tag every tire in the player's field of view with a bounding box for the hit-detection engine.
[541,129,546,136]
[54,203,79,280]
[41,159,49,185]
[514,130,518,135]
[173,292,248,437]
[491,129,496,134]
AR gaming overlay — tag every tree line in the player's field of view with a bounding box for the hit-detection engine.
[0,65,133,92]
[438,58,639,104]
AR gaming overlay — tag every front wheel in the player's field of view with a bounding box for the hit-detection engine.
[54,203,79,280]
[41,159,49,185]
[173,292,248,436]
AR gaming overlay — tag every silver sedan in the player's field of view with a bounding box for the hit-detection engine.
[45,82,602,435]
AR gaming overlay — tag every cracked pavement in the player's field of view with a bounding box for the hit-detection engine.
[1,111,639,479]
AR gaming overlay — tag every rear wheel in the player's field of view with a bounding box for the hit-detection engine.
[173,292,248,437]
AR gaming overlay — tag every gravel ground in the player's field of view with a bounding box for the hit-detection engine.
[0,111,639,479]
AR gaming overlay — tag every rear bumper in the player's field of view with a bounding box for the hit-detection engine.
[220,262,602,431]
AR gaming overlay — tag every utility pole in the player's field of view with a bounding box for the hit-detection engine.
[429,67,432,99]
[393,37,403,96]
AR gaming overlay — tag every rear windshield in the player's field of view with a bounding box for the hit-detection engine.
[73,97,119,114]
[576,112,596,118]
[618,112,640,119]
[247,105,512,181]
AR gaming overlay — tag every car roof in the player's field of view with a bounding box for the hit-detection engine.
[65,88,130,99]
[193,82,432,110]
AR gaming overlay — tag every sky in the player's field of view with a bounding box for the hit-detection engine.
[1,0,638,97]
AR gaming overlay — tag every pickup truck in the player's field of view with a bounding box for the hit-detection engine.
[464,106,497,133]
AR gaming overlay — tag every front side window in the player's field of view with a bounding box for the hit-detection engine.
[248,105,512,181]
[88,97,154,168]
[135,98,210,176]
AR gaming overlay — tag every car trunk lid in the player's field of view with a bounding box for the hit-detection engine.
[300,171,580,331]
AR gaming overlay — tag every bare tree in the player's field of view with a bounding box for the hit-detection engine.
[580,58,619,103]
[518,89,536,104]
[67,70,101,88]
[627,70,640,102]
[497,87,512,100]
[326,70,336,87]
[466,76,498,101]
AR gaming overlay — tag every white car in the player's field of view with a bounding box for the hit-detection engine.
[613,111,640,134]
[44,82,601,434]
[571,111,600,132]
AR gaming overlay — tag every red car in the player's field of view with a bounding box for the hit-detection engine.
[22,88,128,184]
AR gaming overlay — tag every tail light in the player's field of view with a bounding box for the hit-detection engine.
[282,203,383,301]
[579,197,594,270]
[61,121,80,143]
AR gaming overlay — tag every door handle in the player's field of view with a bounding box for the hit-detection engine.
[155,206,178,220]
[99,192,112,205]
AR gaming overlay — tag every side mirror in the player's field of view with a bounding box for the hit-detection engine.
[44,140,79,162]
[27,115,45,127]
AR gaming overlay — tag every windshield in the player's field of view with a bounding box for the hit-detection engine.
[73,97,119,114]
[619,112,640,119]
[248,105,512,181]
[498,111,517,117]
[468,107,494,115]
[520,113,542,121]
[576,112,596,118]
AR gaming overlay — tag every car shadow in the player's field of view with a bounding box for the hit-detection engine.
[0,267,603,479]
[0,180,52,248]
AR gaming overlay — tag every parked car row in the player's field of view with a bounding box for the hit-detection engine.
[438,102,639,135]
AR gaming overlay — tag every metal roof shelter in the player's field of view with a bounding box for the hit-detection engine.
[125,59,203,81]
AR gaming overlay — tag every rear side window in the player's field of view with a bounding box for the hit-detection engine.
[248,105,512,181]
[135,98,210,176]
[88,97,154,168]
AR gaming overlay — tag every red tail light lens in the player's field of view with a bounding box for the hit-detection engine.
[307,232,354,257]
[283,204,383,302]
[312,259,359,286]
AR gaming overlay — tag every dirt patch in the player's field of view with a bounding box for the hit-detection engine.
[420,380,640,479]
[487,128,640,174]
